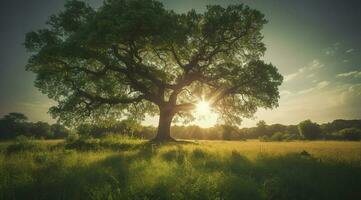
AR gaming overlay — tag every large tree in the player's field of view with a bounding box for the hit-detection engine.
[25,0,283,141]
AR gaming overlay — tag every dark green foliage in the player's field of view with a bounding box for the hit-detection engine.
[222,125,240,140]
[0,113,29,139]
[260,132,301,142]
[270,132,286,141]
[1,111,360,141]
[51,124,71,138]
[0,112,70,140]
[298,120,322,140]
[76,123,95,136]
[322,119,361,134]
[323,132,344,140]
[2,112,28,123]
[171,125,245,140]
[137,126,157,139]
[256,120,268,137]
[241,123,299,140]
[339,128,361,141]
[29,121,53,139]
[56,119,361,141]
[25,0,283,140]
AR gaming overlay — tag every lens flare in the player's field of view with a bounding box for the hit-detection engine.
[195,100,211,116]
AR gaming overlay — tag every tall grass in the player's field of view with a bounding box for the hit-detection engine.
[0,138,360,200]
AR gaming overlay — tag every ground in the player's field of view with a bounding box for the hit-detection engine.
[0,137,361,200]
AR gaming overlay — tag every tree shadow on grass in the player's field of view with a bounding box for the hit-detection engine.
[148,139,199,145]
[101,147,361,200]
[2,145,361,200]
[196,150,360,200]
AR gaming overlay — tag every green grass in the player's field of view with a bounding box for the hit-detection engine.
[0,137,360,200]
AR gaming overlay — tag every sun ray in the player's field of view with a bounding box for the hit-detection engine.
[195,100,211,116]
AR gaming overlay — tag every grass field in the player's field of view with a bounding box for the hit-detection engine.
[0,137,360,200]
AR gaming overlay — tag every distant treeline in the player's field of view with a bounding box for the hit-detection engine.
[1,112,361,141]
[0,113,69,140]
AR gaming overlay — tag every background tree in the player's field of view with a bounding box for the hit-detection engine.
[0,112,29,139]
[2,113,28,123]
[51,124,71,139]
[221,124,239,140]
[113,119,142,137]
[255,120,268,137]
[298,120,322,140]
[76,123,95,137]
[25,0,282,141]
[321,119,361,134]
[30,122,53,139]
[339,128,361,141]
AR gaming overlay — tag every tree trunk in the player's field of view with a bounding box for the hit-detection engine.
[153,108,175,142]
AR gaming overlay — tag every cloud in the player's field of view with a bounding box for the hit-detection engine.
[280,90,291,95]
[284,59,323,82]
[337,70,361,78]
[345,48,354,53]
[284,73,298,82]
[243,82,361,127]
[339,84,361,107]
[308,59,324,70]
[298,81,329,94]
[298,88,314,94]
[317,81,330,88]
[324,42,340,56]
[280,90,292,98]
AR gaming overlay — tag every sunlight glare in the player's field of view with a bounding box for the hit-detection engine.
[195,100,211,116]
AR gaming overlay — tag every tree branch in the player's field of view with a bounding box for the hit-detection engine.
[76,89,146,105]
[174,102,196,112]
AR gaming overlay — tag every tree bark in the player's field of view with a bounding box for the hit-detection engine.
[153,108,175,142]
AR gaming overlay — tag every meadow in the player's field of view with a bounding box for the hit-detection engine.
[0,137,360,200]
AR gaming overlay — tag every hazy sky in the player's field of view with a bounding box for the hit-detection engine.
[0,0,360,127]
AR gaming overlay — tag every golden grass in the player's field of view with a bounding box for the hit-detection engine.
[159,140,361,162]
[1,138,360,199]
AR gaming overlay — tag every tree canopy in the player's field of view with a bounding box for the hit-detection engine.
[298,120,322,140]
[25,0,283,141]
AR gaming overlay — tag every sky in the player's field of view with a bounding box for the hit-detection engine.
[0,0,360,127]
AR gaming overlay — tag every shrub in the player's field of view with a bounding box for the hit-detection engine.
[51,124,70,139]
[29,121,53,139]
[5,135,43,154]
[259,135,270,141]
[270,132,285,141]
[282,133,301,141]
[65,136,101,151]
[65,133,79,143]
[64,134,143,151]
[260,132,299,142]
[99,134,143,150]
[339,128,361,141]
[323,132,343,140]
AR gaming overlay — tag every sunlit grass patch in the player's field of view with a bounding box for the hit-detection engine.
[0,139,360,199]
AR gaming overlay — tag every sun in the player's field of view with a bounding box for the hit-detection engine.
[193,100,218,127]
[195,100,211,116]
